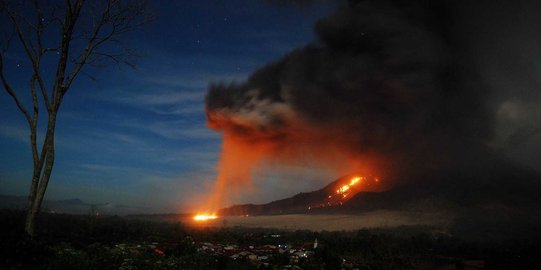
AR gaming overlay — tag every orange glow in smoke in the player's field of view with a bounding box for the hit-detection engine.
[204,109,386,212]
[203,135,275,211]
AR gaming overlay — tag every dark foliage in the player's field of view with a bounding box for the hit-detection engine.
[1,210,540,269]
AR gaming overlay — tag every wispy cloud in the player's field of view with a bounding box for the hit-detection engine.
[115,90,204,106]
[0,125,28,142]
[88,69,250,120]
[145,72,247,88]
[147,103,204,115]
[55,120,220,170]
[147,121,219,140]
[91,130,145,145]
[78,163,163,176]
[60,109,219,141]
[159,150,218,164]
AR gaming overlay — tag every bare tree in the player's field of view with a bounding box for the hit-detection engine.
[0,0,151,237]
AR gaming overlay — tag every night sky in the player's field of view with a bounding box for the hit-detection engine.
[1,0,541,214]
[0,1,336,212]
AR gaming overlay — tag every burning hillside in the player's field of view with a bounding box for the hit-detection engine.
[217,174,382,216]
[212,163,540,219]
[308,175,380,210]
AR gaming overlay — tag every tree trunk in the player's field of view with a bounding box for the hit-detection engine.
[25,173,38,236]
[24,205,37,237]
[24,112,57,237]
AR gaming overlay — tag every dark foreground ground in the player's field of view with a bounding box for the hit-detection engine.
[1,210,540,270]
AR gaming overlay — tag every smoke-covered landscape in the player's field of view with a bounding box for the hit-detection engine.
[1,0,541,269]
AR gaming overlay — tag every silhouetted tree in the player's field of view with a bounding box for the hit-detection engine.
[0,0,151,237]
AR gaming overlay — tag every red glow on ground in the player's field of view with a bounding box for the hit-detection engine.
[193,214,218,221]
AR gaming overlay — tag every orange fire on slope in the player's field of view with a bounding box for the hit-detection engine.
[336,176,362,195]
[309,175,380,210]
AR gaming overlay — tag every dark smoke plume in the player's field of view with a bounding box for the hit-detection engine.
[207,0,492,180]
[203,0,541,210]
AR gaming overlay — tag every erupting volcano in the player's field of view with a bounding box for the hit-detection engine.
[201,0,488,211]
[195,0,541,219]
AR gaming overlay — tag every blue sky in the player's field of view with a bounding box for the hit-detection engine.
[0,1,337,212]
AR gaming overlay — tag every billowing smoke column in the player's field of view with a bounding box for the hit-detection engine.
[204,0,493,209]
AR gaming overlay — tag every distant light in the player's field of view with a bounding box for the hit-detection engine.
[193,214,218,221]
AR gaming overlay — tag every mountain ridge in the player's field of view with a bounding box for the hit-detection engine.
[219,159,541,216]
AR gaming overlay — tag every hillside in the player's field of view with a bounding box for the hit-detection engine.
[219,158,541,216]
[218,174,380,216]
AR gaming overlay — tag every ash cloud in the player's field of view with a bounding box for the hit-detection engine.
[204,0,541,208]
[207,0,493,178]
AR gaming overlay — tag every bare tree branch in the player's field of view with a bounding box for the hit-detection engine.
[4,4,52,112]
[6,8,37,64]
[50,0,84,107]
[32,0,53,112]
[29,74,39,165]
[0,53,31,125]
[64,0,151,92]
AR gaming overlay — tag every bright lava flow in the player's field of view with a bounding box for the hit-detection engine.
[193,214,218,221]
